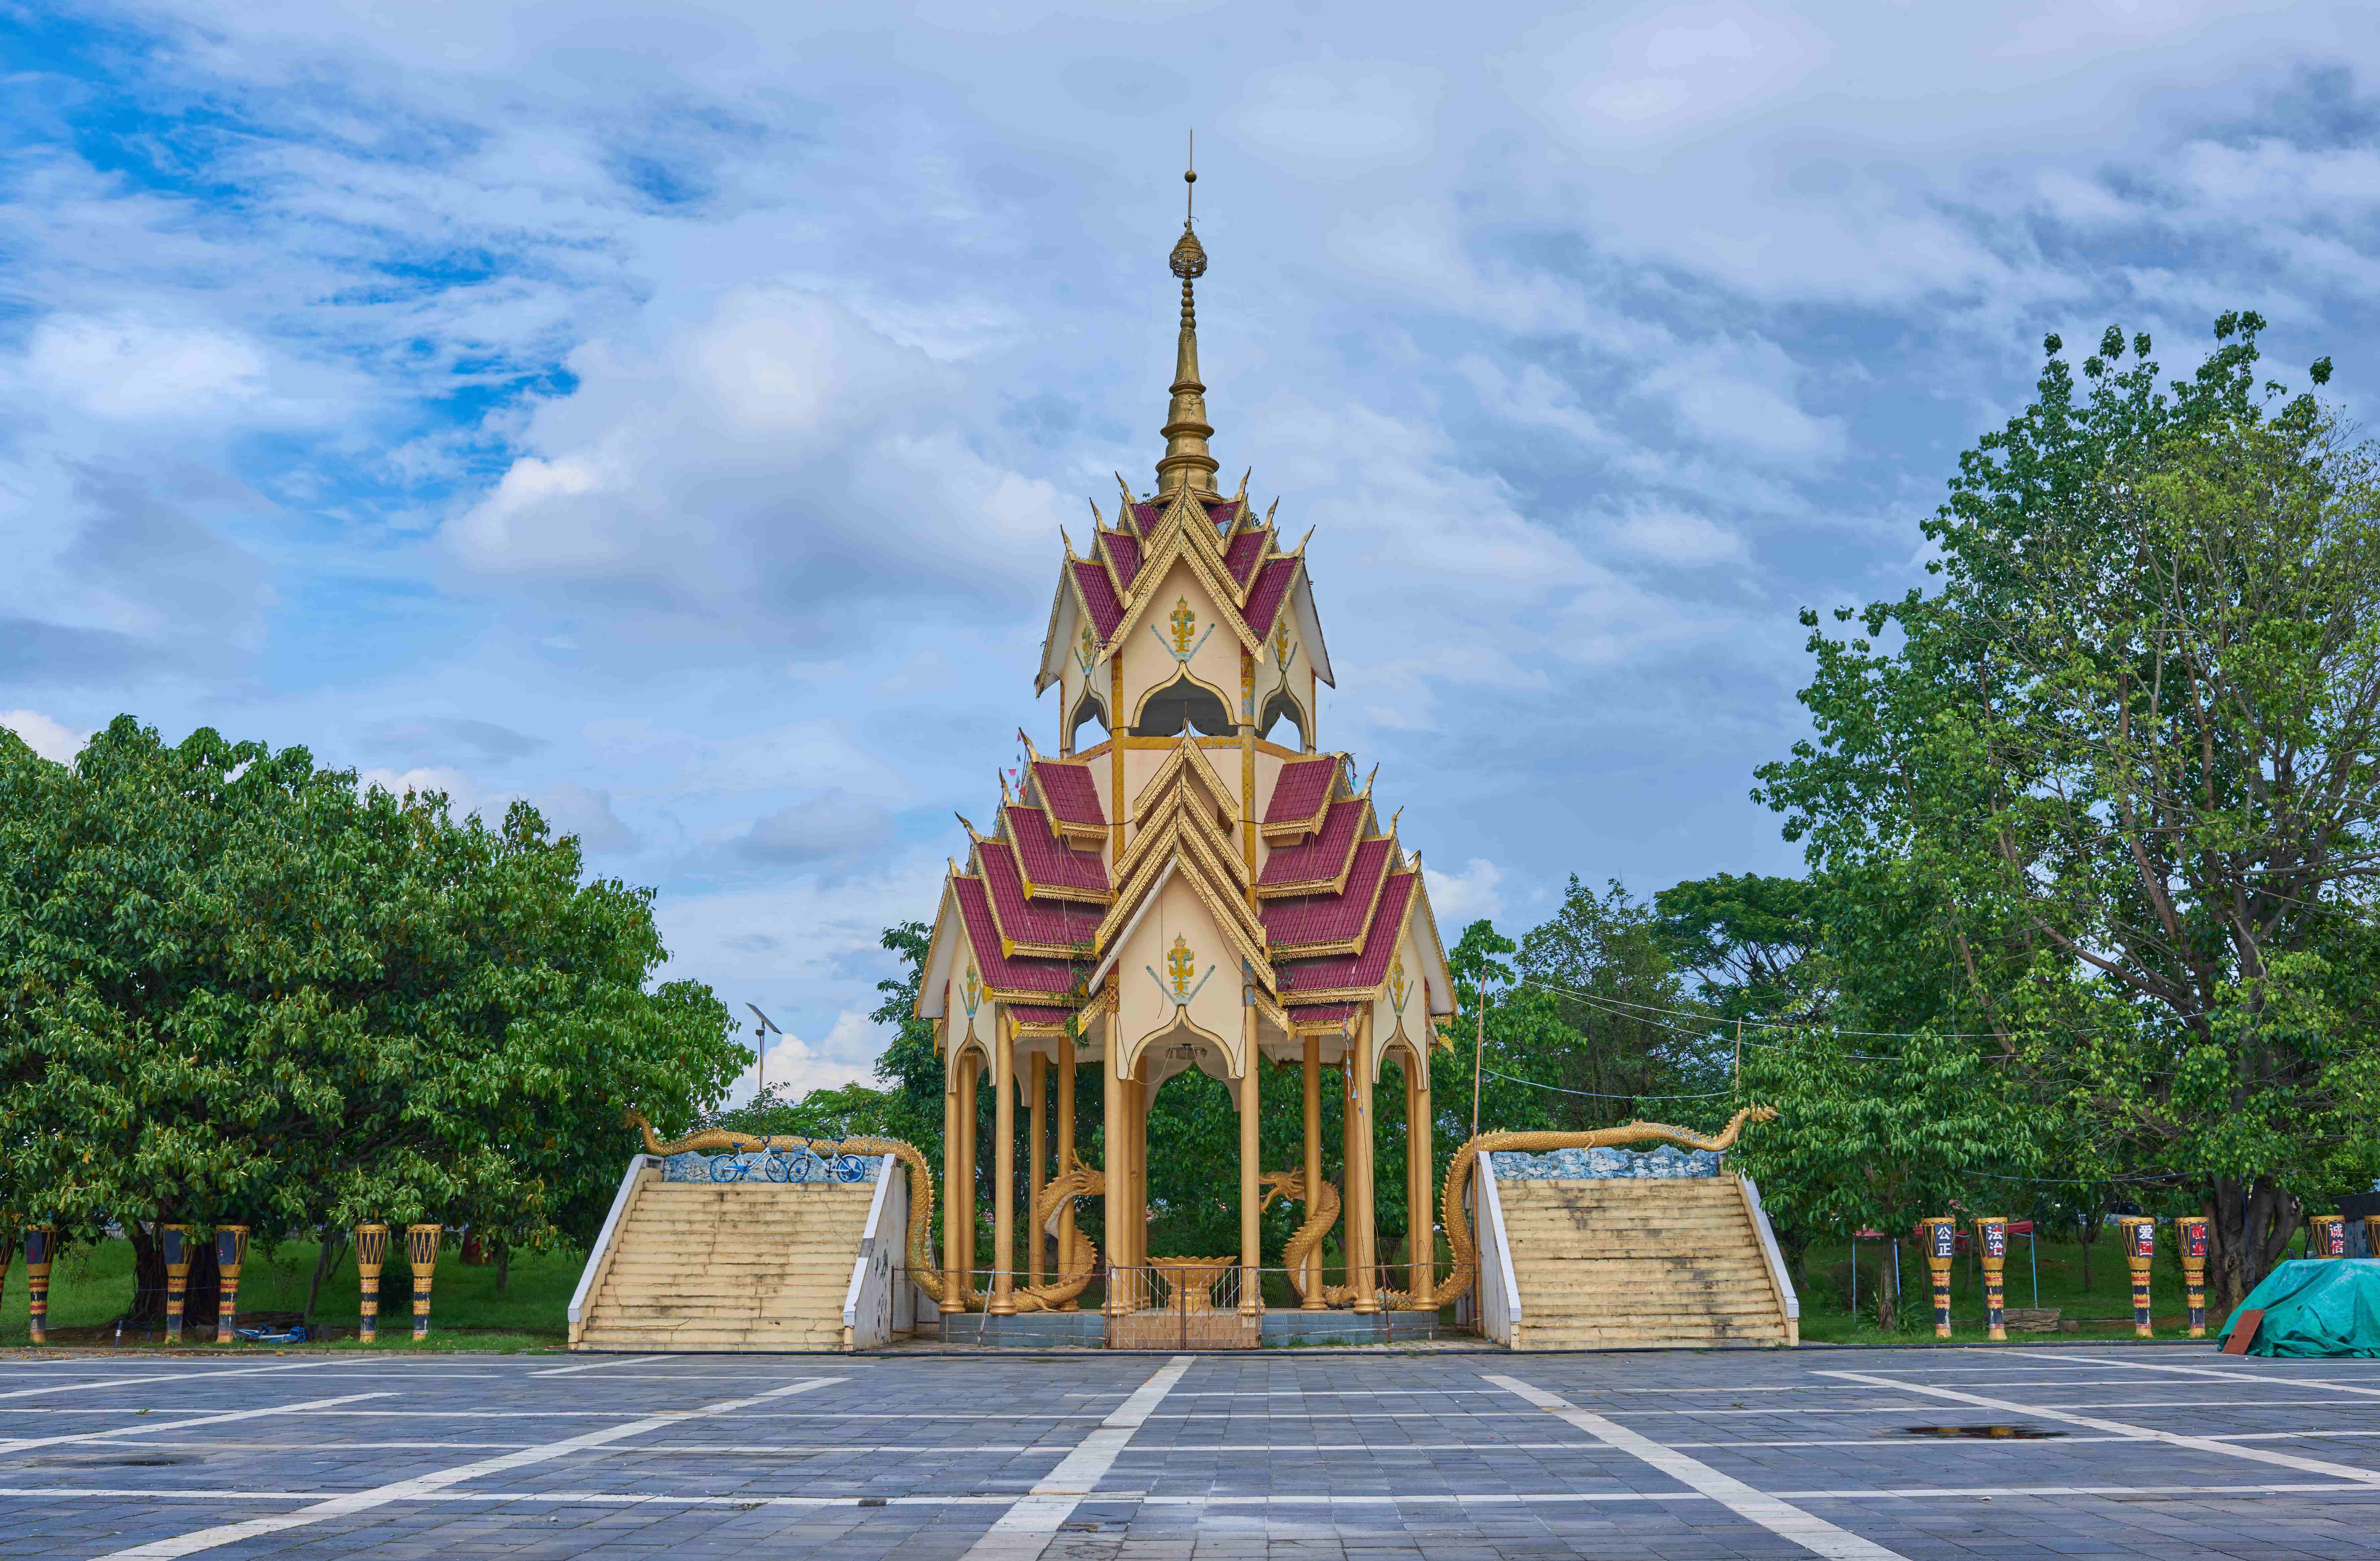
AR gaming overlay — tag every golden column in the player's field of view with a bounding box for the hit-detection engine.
[1301,1035,1324,1309]
[24,1227,55,1346]
[991,1021,1018,1316]
[1129,1072,1149,1273]
[215,1225,249,1343]
[355,1224,389,1343]
[2310,1212,2347,1259]
[1973,1216,2008,1341]
[1028,1050,1048,1291]
[161,1224,193,1345]
[406,1223,440,1339]
[1238,1004,1262,1318]
[2179,1216,2210,1338]
[2117,1215,2156,1338]
[1919,1217,1956,1339]
[1349,1019,1378,1315]
[1103,1033,1128,1315]
[1057,1036,1078,1309]
[1405,1049,1433,1302]
[942,1046,964,1306]
[957,1049,980,1296]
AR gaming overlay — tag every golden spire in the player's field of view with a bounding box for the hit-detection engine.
[1155,136,1219,498]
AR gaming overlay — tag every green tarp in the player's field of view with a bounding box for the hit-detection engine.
[2217,1259,2380,1357]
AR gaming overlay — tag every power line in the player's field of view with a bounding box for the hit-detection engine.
[1480,1067,1733,1102]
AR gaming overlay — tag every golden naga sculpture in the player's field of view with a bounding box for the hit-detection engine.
[950,1155,1103,1314]
[1423,1105,1778,1309]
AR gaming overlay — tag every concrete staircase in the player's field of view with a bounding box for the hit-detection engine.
[1495,1176,1795,1349]
[574,1179,877,1351]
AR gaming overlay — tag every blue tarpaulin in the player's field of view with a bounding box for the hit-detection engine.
[2217,1259,2380,1357]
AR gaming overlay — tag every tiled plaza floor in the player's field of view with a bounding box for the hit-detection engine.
[2,1342,2377,1558]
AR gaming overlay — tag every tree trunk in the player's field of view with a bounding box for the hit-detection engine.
[2206,1176,2304,1319]
[2077,1208,2101,1293]
[1876,1240,1900,1331]
[304,1229,350,1322]
[127,1222,167,1326]
[494,1235,512,1294]
[185,1241,222,1330]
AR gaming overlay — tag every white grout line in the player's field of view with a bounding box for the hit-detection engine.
[2049,1355,2380,1399]
[0,1394,395,1455]
[88,1376,845,1560]
[528,1355,666,1377]
[1485,1373,1907,1561]
[1818,1370,2380,1486]
[960,1354,1193,1561]
[0,1362,355,1401]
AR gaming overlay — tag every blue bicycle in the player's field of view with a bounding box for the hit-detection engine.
[708,1144,867,1183]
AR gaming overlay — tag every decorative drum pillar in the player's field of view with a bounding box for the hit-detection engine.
[161,1224,192,1345]
[1919,1217,1956,1338]
[1974,1216,2008,1341]
[406,1224,441,1339]
[2366,1214,2380,1264]
[1301,1035,1324,1309]
[215,1225,249,1343]
[355,1224,390,1342]
[2117,1216,2155,1338]
[24,1227,56,1346]
[2178,1217,2210,1338]
[2309,1213,2347,1260]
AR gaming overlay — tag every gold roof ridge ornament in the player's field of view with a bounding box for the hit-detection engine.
[1156,134,1219,498]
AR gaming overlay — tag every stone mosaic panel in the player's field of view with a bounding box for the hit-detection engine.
[1489,1144,1722,1179]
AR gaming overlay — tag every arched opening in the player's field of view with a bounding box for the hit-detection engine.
[1257,690,1308,749]
[1067,690,1109,753]
[1131,674,1235,738]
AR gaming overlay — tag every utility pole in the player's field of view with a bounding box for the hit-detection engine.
[1470,975,1488,1142]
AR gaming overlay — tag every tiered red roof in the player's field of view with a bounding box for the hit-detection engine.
[1101,530,1143,591]
[1276,871,1416,995]
[1071,559,1124,639]
[1244,556,1300,637]
[977,839,1102,948]
[1222,529,1266,587]
[1030,758,1105,829]
[1264,756,1338,831]
[1261,836,1394,950]
[1286,1002,1358,1027]
[1257,797,1366,891]
[1006,804,1109,896]
[953,876,1081,995]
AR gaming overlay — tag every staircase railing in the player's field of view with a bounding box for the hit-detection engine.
[567,1154,660,1349]
[1473,1147,1522,1347]
[841,1154,908,1350]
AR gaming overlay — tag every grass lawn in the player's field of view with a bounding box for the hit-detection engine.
[1791,1227,2261,1345]
[0,1236,587,1352]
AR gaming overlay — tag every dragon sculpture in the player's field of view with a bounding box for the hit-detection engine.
[626,1103,1775,1315]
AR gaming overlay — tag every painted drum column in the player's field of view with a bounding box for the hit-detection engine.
[161,1224,192,1345]
[406,1223,441,1339]
[1974,1216,2008,1341]
[1301,1035,1324,1309]
[2179,1216,2210,1338]
[214,1225,249,1343]
[1919,1217,1956,1338]
[2310,1212,2348,1260]
[991,1024,1018,1316]
[2117,1215,2156,1338]
[2367,1214,2380,1264]
[24,1227,56,1346]
[354,1224,389,1342]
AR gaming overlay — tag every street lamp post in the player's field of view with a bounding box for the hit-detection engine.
[745,1004,783,1105]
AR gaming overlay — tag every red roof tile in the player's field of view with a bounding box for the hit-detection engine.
[979,839,1102,947]
[954,876,1080,994]
[1286,1002,1358,1026]
[1072,560,1123,640]
[1264,756,1338,826]
[1130,500,1163,529]
[1006,804,1110,894]
[1030,759,1105,828]
[1222,529,1267,587]
[1244,556,1300,637]
[1009,1004,1076,1025]
[1258,797,1364,886]
[1261,837,1393,947]
[1101,530,1142,591]
[1206,498,1241,529]
[1277,872,1415,994]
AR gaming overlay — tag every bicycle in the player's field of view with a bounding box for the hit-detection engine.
[708,1145,796,1183]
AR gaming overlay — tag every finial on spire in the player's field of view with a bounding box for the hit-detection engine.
[1156,133,1219,498]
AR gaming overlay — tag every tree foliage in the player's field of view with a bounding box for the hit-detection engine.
[0,716,742,1318]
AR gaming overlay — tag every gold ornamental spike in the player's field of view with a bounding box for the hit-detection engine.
[1155,140,1220,499]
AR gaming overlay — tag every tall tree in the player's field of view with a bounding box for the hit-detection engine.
[1757,315,2380,1312]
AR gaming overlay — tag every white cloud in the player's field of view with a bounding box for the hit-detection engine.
[1608,506,1747,567]
[18,315,270,422]
[0,709,92,764]
[747,1011,879,1103]
[1427,858,1505,929]
[1227,60,1444,176]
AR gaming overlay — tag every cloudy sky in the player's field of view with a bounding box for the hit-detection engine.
[3,1,2369,1100]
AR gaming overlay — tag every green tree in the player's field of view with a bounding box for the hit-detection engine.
[1516,878,1712,1125]
[1757,315,2380,1313]
[0,717,742,1323]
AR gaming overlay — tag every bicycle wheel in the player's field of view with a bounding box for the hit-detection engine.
[831,1154,864,1183]
[763,1151,792,1183]
[709,1153,743,1183]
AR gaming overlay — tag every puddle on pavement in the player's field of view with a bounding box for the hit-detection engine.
[1903,1425,2066,1440]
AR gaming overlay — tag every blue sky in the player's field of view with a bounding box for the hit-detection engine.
[4,1,2373,1099]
